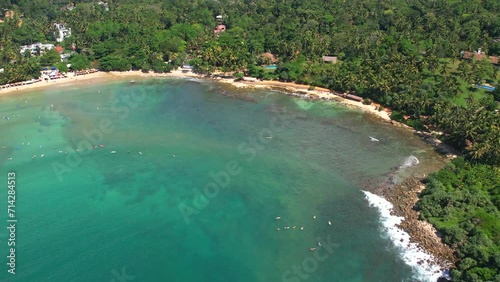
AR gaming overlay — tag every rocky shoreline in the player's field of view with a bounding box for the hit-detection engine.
[379,176,456,272]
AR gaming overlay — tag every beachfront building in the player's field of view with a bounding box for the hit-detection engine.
[40,67,63,80]
[54,46,72,62]
[54,23,71,43]
[20,43,55,56]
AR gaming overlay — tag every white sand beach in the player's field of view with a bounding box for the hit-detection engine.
[1,69,391,121]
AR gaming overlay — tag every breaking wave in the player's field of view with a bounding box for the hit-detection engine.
[398,155,420,171]
[362,190,449,282]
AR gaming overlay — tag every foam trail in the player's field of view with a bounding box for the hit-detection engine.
[362,190,448,282]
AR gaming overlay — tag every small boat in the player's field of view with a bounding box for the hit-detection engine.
[275,216,281,220]
[369,136,379,142]
[111,151,116,154]
[328,221,332,226]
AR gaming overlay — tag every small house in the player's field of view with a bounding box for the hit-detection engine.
[60,53,71,62]
[489,56,499,65]
[60,4,75,11]
[54,23,71,43]
[214,24,226,34]
[97,1,110,11]
[260,52,277,65]
[322,56,338,63]
[55,46,64,54]
[462,49,499,65]
[462,49,486,61]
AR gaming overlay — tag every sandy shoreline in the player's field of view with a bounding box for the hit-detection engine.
[0,71,118,98]
[1,69,392,121]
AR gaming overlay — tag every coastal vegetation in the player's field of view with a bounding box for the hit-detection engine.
[0,0,499,280]
[419,158,500,281]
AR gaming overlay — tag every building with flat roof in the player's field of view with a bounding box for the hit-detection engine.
[20,43,55,56]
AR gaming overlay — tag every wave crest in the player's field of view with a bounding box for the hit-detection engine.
[362,190,447,282]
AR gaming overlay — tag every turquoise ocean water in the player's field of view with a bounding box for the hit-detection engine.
[0,79,446,282]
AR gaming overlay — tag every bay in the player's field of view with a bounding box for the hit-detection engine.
[0,79,445,282]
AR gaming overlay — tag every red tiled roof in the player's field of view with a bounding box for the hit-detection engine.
[55,46,64,53]
[214,24,226,34]
[260,52,277,63]
[463,51,500,65]
[462,51,485,60]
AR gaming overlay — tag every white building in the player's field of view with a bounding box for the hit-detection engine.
[20,43,55,56]
[54,23,71,43]
[97,1,109,11]
[60,53,72,62]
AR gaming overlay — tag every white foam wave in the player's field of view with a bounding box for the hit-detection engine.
[362,190,446,282]
[399,155,420,171]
